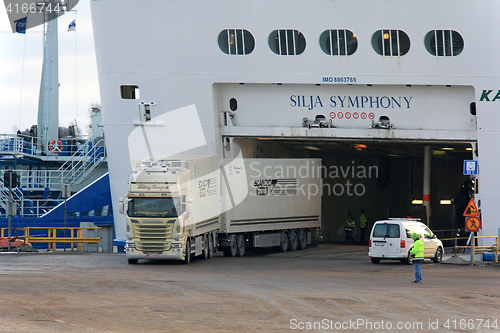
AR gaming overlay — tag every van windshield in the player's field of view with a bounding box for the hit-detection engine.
[128,197,180,218]
[373,223,400,238]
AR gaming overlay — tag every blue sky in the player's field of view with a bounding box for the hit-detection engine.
[0,0,100,135]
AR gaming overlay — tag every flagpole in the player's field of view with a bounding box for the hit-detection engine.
[75,11,78,123]
[18,30,28,131]
[67,12,78,126]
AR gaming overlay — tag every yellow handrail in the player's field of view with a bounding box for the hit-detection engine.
[0,227,101,252]
[457,236,499,264]
[473,236,498,264]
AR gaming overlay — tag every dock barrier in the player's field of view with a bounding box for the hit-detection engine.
[454,235,498,264]
[1,227,101,252]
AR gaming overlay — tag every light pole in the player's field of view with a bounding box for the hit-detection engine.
[7,172,12,252]
[62,184,71,251]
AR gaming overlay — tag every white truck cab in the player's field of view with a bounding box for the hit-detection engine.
[121,157,220,265]
[368,218,444,264]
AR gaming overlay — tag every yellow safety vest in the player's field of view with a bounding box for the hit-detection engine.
[411,239,425,258]
[346,217,355,228]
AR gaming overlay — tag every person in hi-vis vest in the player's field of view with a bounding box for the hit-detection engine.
[411,233,425,284]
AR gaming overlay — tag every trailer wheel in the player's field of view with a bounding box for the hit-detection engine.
[279,231,289,252]
[298,230,307,250]
[183,239,191,264]
[127,259,138,265]
[237,234,245,257]
[289,230,298,251]
[207,234,213,259]
[223,235,238,257]
[202,235,209,260]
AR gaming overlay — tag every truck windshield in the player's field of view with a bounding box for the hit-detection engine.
[128,197,180,218]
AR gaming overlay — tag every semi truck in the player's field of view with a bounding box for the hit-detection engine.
[120,156,321,264]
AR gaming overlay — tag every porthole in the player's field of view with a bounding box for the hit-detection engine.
[229,98,237,111]
[319,29,358,56]
[424,30,463,56]
[218,29,255,55]
[268,29,306,56]
[372,30,410,56]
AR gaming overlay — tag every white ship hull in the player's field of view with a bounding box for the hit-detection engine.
[91,0,500,244]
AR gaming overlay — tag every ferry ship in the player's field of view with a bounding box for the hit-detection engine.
[90,0,498,246]
[1,5,113,251]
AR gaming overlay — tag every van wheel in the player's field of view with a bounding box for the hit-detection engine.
[370,258,380,264]
[406,251,413,265]
[433,247,443,263]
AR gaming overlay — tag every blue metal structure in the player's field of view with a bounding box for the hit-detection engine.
[0,172,114,249]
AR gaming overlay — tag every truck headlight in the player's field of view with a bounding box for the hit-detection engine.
[125,243,135,249]
[171,243,183,248]
[176,226,181,233]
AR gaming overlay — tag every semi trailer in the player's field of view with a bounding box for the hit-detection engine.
[120,156,321,264]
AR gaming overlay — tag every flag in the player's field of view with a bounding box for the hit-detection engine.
[68,19,76,32]
[15,17,27,34]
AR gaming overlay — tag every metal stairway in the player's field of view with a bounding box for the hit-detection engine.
[56,138,106,187]
[0,137,106,218]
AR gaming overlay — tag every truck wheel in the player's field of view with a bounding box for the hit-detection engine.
[289,230,298,251]
[127,259,138,265]
[223,235,238,257]
[280,231,289,252]
[298,230,307,250]
[237,234,245,257]
[202,235,209,260]
[207,234,213,259]
[183,239,191,264]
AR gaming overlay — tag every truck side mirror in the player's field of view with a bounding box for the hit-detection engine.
[119,197,124,215]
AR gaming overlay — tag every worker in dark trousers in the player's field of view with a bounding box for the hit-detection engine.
[359,209,367,244]
[411,233,425,284]
[345,210,356,244]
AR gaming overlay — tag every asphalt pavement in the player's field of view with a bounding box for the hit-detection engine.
[0,244,499,332]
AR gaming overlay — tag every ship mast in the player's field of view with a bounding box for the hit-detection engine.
[37,1,65,154]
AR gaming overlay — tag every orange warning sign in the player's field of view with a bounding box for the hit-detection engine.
[466,216,481,232]
[463,198,480,217]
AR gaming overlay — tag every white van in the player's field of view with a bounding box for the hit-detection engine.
[368,219,444,264]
